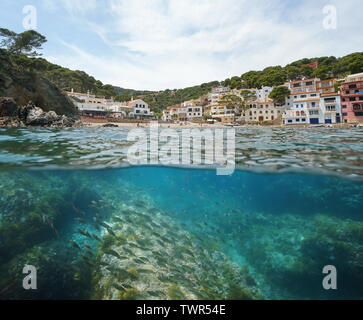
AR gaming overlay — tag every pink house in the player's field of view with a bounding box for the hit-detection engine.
[340,73,363,124]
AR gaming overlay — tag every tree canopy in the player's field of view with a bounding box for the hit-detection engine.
[233,53,363,89]
[269,86,291,104]
[0,28,47,57]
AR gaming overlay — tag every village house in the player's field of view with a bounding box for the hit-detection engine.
[282,78,343,125]
[127,99,152,119]
[340,72,363,124]
[283,78,331,125]
[241,99,284,123]
[253,86,273,102]
[66,89,125,117]
[162,107,172,121]
[210,104,236,124]
[66,90,152,119]
[208,87,230,107]
[162,99,204,122]
[181,100,203,120]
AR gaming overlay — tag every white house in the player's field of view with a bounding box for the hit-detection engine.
[255,86,273,102]
[181,101,203,120]
[319,93,342,124]
[128,99,151,118]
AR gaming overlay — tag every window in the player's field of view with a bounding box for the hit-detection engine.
[349,97,356,101]
[288,120,292,123]
[342,105,347,109]
[342,113,348,116]
[312,102,316,107]
[349,84,357,89]
[346,91,350,94]
[302,118,306,122]
[296,119,300,122]
[353,105,361,110]
[355,112,363,116]
[359,96,363,101]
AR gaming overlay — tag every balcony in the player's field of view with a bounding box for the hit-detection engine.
[353,104,363,112]
[307,104,318,109]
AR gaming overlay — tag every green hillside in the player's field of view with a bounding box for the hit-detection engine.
[223,53,363,89]
[4,47,363,112]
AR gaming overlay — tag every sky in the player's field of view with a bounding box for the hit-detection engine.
[0,0,362,91]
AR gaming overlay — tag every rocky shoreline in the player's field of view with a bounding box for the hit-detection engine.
[0,98,82,127]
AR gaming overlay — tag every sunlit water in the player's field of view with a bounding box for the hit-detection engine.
[0,127,362,300]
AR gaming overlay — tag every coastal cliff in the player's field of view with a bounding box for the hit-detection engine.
[0,49,79,119]
[0,98,82,127]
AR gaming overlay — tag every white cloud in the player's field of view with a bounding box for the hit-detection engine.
[44,0,363,90]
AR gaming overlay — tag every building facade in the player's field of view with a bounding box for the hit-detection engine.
[66,90,152,119]
[340,73,363,124]
[181,101,203,120]
[317,79,336,95]
[283,78,342,125]
[242,100,284,123]
[320,93,342,124]
[162,101,203,122]
[66,90,125,117]
[210,104,236,123]
[253,86,273,102]
[128,99,151,118]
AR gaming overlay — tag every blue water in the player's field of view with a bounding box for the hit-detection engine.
[0,127,362,300]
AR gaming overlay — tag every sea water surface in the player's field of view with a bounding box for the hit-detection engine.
[0,126,362,300]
